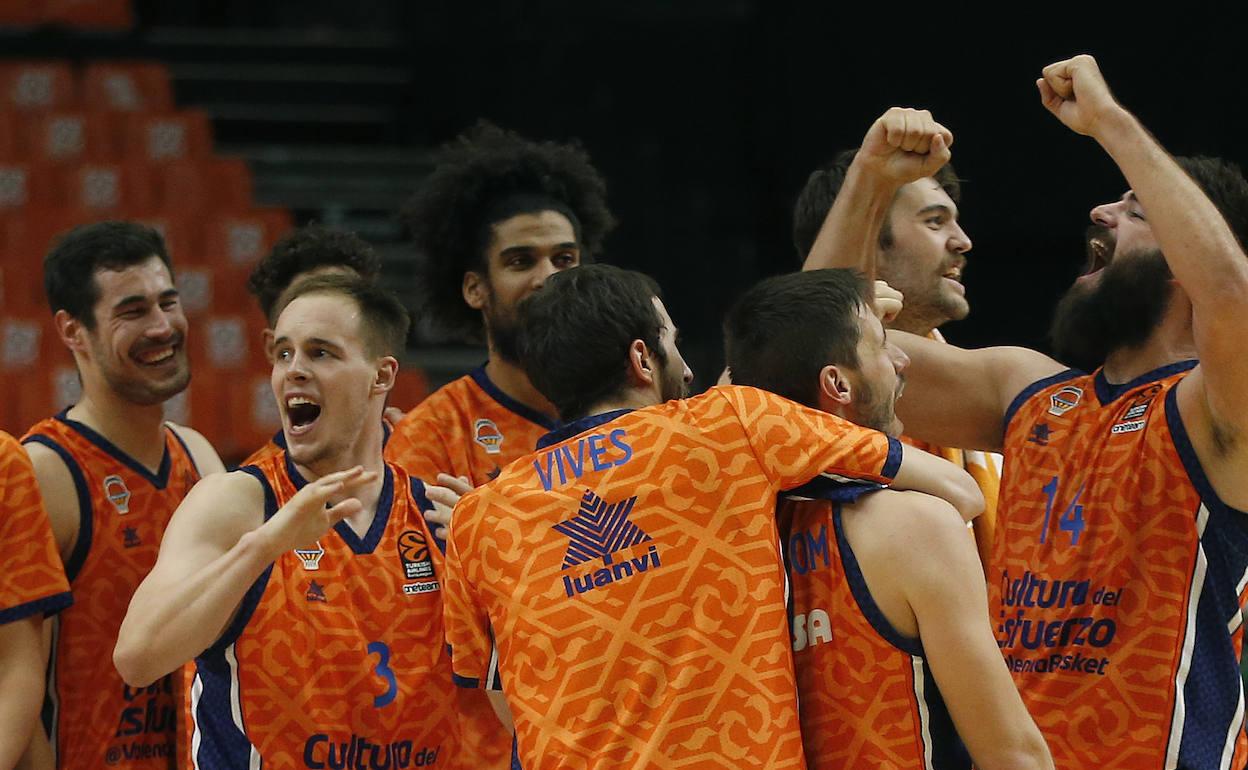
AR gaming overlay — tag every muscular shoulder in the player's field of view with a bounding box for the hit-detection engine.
[23,440,81,556]
[843,490,971,578]
[165,422,226,476]
[167,470,267,548]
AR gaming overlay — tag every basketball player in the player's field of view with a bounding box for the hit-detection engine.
[386,122,616,488]
[21,221,224,769]
[860,55,1248,768]
[794,107,1002,574]
[115,274,468,767]
[725,269,1052,770]
[442,264,985,769]
[0,432,71,768]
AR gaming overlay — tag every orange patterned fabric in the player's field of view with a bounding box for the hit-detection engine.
[995,361,1248,770]
[444,386,901,769]
[386,366,558,488]
[23,415,202,770]
[0,430,70,624]
[187,453,465,769]
[778,494,966,769]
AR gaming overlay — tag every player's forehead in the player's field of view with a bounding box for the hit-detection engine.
[488,210,578,253]
[93,255,174,300]
[894,177,958,219]
[273,292,364,345]
[651,296,675,332]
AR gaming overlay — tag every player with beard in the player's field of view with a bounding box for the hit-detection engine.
[794,107,1002,576]
[442,264,987,768]
[20,221,225,769]
[115,274,471,768]
[725,269,1052,770]
[385,122,616,491]
[833,55,1248,769]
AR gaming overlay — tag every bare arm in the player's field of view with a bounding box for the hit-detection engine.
[898,496,1054,770]
[1039,54,1248,499]
[0,617,45,769]
[114,467,375,685]
[889,443,984,522]
[802,107,952,274]
[893,331,1066,452]
[24,443,81,562]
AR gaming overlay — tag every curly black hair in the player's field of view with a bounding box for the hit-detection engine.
[247,224,383,324]
[400,121,616,340]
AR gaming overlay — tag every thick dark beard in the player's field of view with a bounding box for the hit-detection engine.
[849,374,896,434]
[1049,248,1173,372]
[482,294,522,364]
[658,357,689,402]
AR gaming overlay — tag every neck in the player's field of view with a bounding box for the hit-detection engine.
[67,384,169,472]
[1100,298,1197,384]
[890,310,940,338]
[483,345,558,420]
[292,418,387,537]
[583,388,659,420]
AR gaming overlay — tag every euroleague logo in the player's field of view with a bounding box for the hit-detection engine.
[473,419,504,455]
[398,530,434,580]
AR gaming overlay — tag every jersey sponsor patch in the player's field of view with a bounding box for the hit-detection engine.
[473,419,504,455]
[1049,386,1083,416]
[1110,384,1161,435]
[398,530,434,579]
[295,541,325,571]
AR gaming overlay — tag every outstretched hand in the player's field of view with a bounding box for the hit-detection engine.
[858,107,954,185]
[1037,54,1124,138]
[264,466,378,557]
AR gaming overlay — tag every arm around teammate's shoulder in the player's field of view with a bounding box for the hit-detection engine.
[889,444,984,522]
[895,494,1053,770]
[893,332,1067,453]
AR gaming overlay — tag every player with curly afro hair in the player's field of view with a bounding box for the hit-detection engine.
[386,120,616,770]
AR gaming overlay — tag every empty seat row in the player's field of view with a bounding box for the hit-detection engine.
[0,60,170,112]
[0,109,212,162]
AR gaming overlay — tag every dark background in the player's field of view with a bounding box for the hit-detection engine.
[52,2,1248,389]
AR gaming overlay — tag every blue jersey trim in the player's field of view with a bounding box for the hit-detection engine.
[193,649,256,768]
[0,592,72,625]
[452,672,482,689]
[470,365,560,431]
[1002,368,1084,435]
[536,409,632,450]
[408,476,446,554]
[917,659,972,770]
[166,424,202,476]
[1093,359,1197,405]
[882,436,902,480]
[205,467,276,657]
[53,410,173,489]
[834,504,924,657]
[22,435,93,583]
[1163,384,1248,769]
[782,478,883,504]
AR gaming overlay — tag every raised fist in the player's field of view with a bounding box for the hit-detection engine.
[1037,54,1124,138]
[858,107,954,185]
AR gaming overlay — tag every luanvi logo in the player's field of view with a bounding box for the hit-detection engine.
[553,489,661,598]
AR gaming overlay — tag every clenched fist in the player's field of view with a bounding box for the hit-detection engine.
[1037,54,1126,139]
[857,107,954,185]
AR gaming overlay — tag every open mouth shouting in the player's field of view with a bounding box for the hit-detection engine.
[285,395,322,435]
[1084,226,1115,276]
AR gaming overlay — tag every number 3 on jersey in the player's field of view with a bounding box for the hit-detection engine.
[368,641,397,708]
[1039,476,1086,546]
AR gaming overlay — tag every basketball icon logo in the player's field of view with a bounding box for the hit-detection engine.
[398,529,433,579]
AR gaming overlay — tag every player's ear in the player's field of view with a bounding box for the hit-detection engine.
[261,328,276,362]
[372,357,398,396]
[817,364,853,408]
[463,270,487,311]
[626,339,653,386]
[54,309,88,356]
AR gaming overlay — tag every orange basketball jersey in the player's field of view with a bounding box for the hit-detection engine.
[995,361,1248,769]
[778,488,968,769]
[386,366,559,487]
[0,430,71,625]
[23,414,203,770]
[444,385,901,770]
[188,452,464,769]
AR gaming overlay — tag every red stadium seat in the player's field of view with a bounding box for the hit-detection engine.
[0,112,19,161]
[83,61,173,112]
[0,61,76,110]
[60,162,156,213]
[0,0,49,26]
[44,0,133,30]
[389,367,430,412]
[0,163,61,209]
[122,110,213,162]
[158,157,253,213]
[25,111,119,162]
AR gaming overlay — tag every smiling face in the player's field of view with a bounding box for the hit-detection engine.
[844,303,909,436]
[464,210,581,362]
[270,292,389,469]
[78,256,190,406]
[879,178,973,335]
